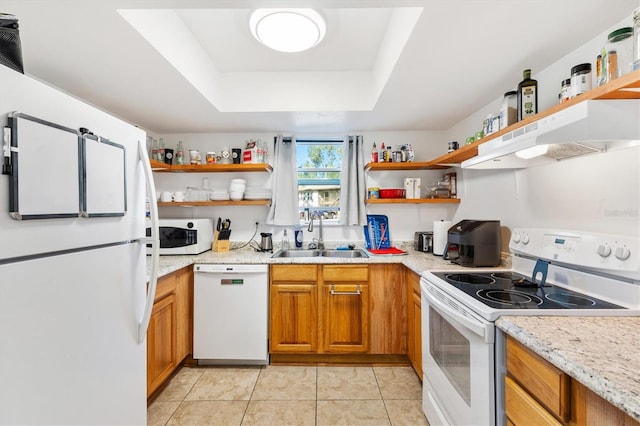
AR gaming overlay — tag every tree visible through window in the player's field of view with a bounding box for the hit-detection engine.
[297,140,343,223]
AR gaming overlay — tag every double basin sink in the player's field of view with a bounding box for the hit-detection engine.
[271,249,369,259]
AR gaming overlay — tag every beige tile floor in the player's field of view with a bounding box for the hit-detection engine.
[148,365,429,426]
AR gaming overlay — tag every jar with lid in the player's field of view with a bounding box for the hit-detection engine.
[601,27,634,84]
[570,63,592,98]
[499,90,517,130]
[560,79,571,103]
[633,7,640,71]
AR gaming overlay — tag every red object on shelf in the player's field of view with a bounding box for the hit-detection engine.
[379,188,405,198]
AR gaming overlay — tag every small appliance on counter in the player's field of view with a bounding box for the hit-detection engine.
[414,231,433,253]
[147,218,213,255]
[444,220,501,267]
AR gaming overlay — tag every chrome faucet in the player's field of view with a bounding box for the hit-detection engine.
[308,213,324,250]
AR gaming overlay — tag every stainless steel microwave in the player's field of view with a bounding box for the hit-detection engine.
[147,219,213,255]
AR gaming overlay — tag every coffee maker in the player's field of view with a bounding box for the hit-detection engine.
[444,220,501,267]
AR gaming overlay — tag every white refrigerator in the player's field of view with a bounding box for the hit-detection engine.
[0,66,159,425]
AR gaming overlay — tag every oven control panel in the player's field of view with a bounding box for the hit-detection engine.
[510,228,639,280]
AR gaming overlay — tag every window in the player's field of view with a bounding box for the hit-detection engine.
[296,140,343,223]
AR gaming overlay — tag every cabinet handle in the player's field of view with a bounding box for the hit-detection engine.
[330,284,361,295]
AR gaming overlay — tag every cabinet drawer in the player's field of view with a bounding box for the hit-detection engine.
[506,336,570,422]
[323,265,368,282]
[271,265,318,282]
[505,376,562,426]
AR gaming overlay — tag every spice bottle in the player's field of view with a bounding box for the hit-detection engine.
[371,142,378,163]
[386,145,392,162]
[150,139,159,161]
[380,143,386,162]
[158,138,165,163]
[499,91,517,130]
[517,69,538,121]
[560,79,571,103]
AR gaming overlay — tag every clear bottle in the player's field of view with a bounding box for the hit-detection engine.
[175,141,184,165]
[281,229,290,251]
[379,143,386,162]
[386,145,392,162]
[633,8,640,71]
[158,137,165,163]
[151,138,159,161]
[517,69,538,121]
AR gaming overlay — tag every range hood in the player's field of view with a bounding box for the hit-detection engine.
[461,100,640,169]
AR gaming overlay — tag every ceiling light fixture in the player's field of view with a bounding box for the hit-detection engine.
[249,8,326,53]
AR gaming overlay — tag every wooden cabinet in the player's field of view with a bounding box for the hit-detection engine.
[369,264,406,354]
[405,268,422,379]
[147,286,177,398]
[270,264,371,355]
[505,335,639,426]
[147,266,193,399]
[270,265,318,353]
[320,265,370,353]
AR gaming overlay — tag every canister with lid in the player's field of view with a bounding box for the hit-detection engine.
[499,90,517,130]
[601,27,634,84]
[570,63,592,98]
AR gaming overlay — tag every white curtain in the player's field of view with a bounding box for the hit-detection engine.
[266,136,299,225]
[339,135,367,226]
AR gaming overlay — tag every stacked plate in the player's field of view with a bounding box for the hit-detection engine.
[210,190,230,201]
[244,187,272,200]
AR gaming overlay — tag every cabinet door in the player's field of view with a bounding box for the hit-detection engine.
[270,284,318,353]
[320,283,369,353]
[407,287,423,378]
[147,293,177,397]
[175,266,193,362]
[369,264,406,354]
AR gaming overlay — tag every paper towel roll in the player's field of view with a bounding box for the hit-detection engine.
[433,220,451,256]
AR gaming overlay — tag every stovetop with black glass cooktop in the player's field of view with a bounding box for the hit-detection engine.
[432,271,625,310]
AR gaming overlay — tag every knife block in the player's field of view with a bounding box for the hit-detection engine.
[212,230,230,252]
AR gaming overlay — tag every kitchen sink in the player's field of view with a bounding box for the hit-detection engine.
[271,249,368,259]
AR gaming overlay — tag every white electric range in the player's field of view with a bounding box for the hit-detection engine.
[420,228,640,426]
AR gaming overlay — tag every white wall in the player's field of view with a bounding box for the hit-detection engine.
[152,14,639,245]
[444,14,640,238]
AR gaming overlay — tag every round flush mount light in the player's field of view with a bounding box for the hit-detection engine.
[249,8,326,53]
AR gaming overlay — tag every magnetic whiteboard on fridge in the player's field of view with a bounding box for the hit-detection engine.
[83,135,126,217]
[9,113,80,219]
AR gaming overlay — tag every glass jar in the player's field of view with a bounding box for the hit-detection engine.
[601,27,634,84]
[499,90,517,130]
[633,7,640,71]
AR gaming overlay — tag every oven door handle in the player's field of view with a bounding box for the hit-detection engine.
[423,285,494,343]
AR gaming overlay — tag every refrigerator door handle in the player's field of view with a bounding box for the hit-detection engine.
[137,139,159,344]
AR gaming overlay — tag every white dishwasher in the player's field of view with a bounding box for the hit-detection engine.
[193,264,269,365]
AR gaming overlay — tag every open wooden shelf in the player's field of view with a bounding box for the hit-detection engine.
[427,69,640,167]
[157,199,271,207]
[366,198,460,205]
[150,161,272,173]
[364,161,449,171]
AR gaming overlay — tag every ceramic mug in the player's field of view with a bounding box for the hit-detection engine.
[189,150,201,164]
[173,191,185,202]
[160,191,173,202]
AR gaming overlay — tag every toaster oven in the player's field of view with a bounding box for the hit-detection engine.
[147,218,213,255]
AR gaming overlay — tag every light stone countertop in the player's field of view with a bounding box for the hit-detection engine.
[496,316,640,422]
[149,241,500,278]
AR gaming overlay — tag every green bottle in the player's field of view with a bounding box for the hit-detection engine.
[517,69,538,121]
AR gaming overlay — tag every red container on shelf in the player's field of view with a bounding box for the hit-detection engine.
[379,188,406,198]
